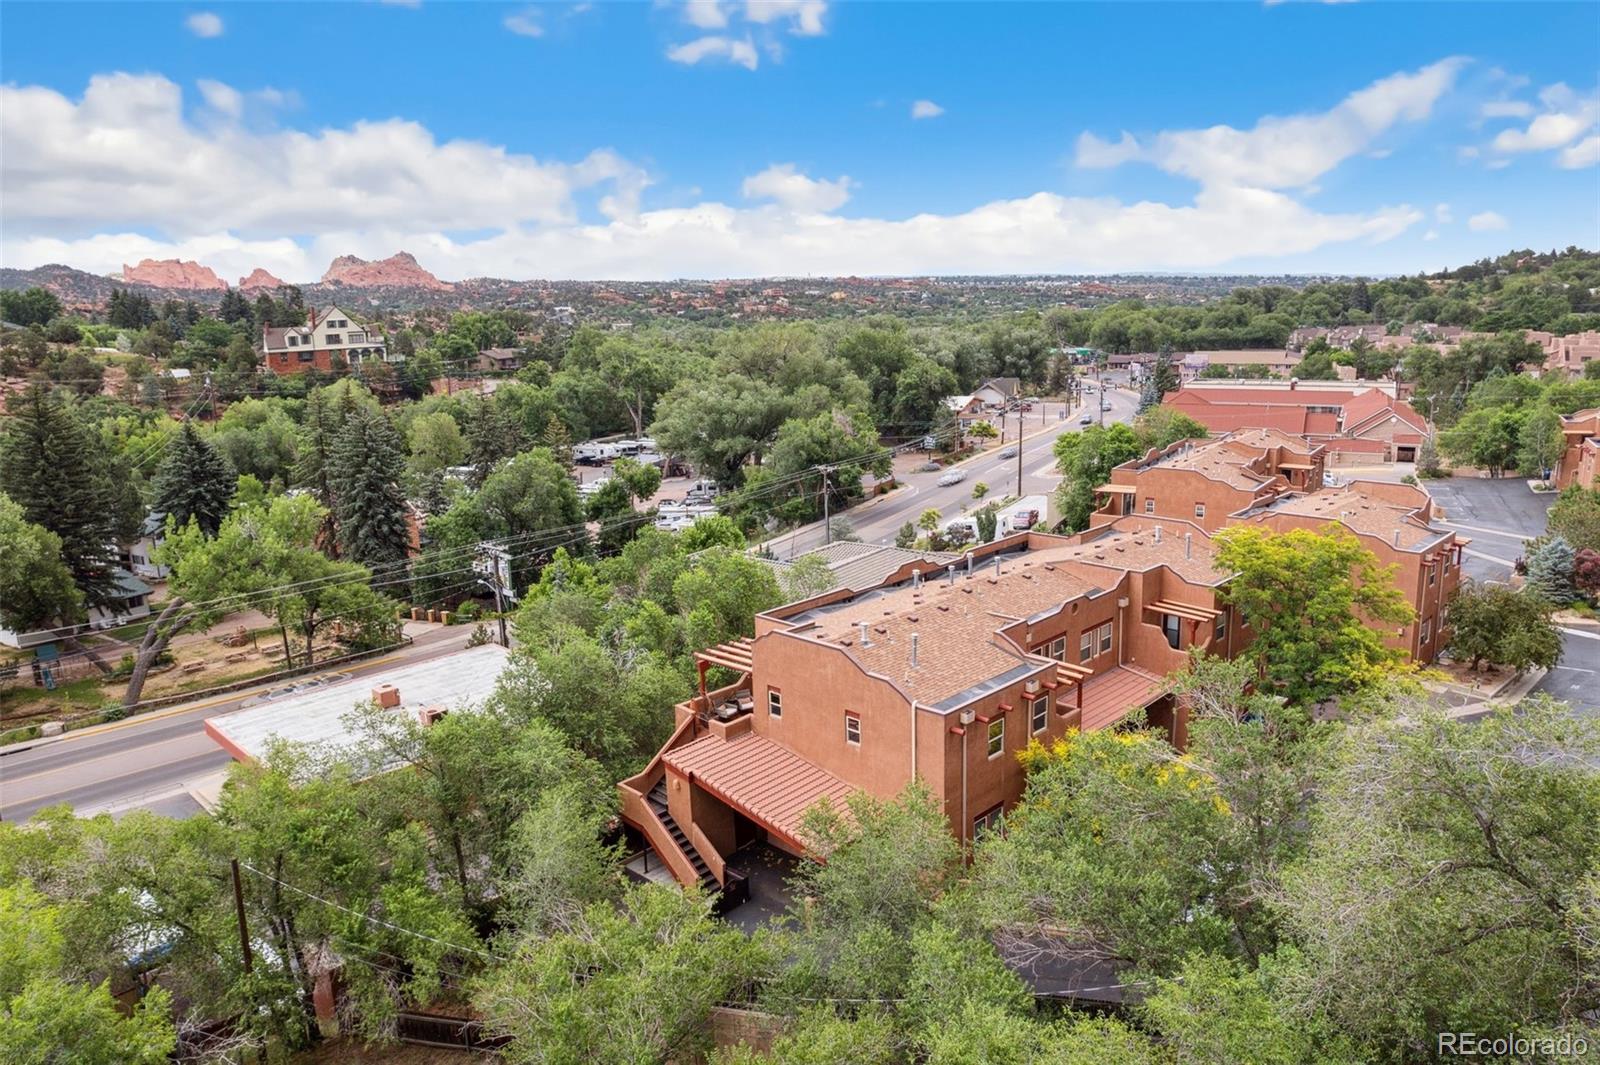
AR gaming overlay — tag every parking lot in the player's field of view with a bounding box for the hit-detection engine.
[1424,476,1599,714]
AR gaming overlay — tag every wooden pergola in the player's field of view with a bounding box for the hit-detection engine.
[693,637,754,694]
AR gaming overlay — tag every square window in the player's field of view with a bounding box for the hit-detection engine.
[1030,695,1048,734]
[973,804,1005,838]
[1079,630,1094,663]
[768,688,782,718]
[986,717,1005,759]
[845,713,861,746]
[1098,621,1113,654]
[1144,498,1155,514]
[1194,503,1206,519]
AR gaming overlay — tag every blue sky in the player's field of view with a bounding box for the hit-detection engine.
[1,1,1596,281]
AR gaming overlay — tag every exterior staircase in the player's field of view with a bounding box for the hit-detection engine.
[646,780,718,891]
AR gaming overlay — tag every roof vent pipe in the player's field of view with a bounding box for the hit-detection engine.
[911,633,920,668]
[1154,525,1162,544]
[1185,533,1193,559]
[857,621,872,647]
[1393,529,1401,548]
[966,554,974,577]
[996,555,1003,576]
[947,564,956,586]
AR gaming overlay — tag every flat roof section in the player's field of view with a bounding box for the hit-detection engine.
[204,644,512,766]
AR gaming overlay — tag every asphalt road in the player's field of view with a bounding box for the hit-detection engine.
[0,624,475,823]
[1425,476,1599,713]
[768,387,1141,558]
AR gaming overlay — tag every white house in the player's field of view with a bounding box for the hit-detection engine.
[262,306,396,375]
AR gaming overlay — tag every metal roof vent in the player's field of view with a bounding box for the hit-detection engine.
[857,621,872,647]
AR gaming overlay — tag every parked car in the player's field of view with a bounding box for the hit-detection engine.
[1079,415,1093,425]
[936,468,968,487]
[1007,507,1040,532]
[1101,401,1113,411]
[997,446,1019,459]
[917,461,943,473]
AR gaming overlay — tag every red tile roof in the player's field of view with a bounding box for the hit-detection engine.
[664,730,856,848]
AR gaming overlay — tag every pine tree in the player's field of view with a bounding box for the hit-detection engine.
[0,384,121,607]
[467,399,526,488]
[1527,536,1578,605]
[1151,346,1180,399]
[330,406,412,572]
[151,423,237,537]
[1417,432,1443,478]
[541,414,574,468]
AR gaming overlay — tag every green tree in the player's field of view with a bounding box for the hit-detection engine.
[1518,405,1564,481]
[540,413,574,467]
[766,409,890,522]
[0,287,63,327]
[1276,697,1600,1056]
[1547,486,1600,551]
[0,497,83,636]
[1526,535,1578,605]
[1445,581,1561,672]
[210,397,301,489]
[976,503,998,543]
[919,507,943,537]
[1132,406,1208,452]
[475,886,776,1065]
[890,357,960,433]
[150,422,236,537]
[1053,422,1140,532]
[895,521,917,548]
[596,335,673,439]
[0,884,176,1065]
[330,406,412,572]
[406,410,467,480]
[1213,525,1414,704]
[0,383,121,607]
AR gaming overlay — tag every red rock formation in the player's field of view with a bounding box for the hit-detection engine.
[238,267,288,292]
[120,259,228,291]
[320,251,452,290]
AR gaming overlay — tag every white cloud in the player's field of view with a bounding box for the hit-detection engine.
[1434,203,1452,224]
[910,99,944,120]
[1,70,1437,282]
[1076,58,1466,190]
[504,8,544,37]
[1559,135,1600,170]
[740,163,852,212]
[1467,211,1508,231]
[666,35,759,70]
[184,11,223,38]
[743,0,827,36]
[1423,229,1439,241]
[684,0,729,29]
[1481,99,1534,119]
[196,78,242,118]
[1488,83,1599,162]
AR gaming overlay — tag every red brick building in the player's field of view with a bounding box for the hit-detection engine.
[262,305,394,376]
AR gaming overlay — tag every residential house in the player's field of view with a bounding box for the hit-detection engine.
[1555,409,1600,489]
[0,568,153,649]
[123,511,171,580]
[477,347,524,373]
[1539,331,1600,377]
[973,377,1023,408]
[262,306,394,375]
[1238,481,1462,664]
[943,394,988,432]
[1090,429,1326,532]
[1182,349,1303,378]
[620,523,1240,894]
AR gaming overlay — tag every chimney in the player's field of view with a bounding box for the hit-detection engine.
[417,705,448,727]
[372,683,400,709]
[1184,533,1193,559]
[911,633,920,668]
[857,621,872,647]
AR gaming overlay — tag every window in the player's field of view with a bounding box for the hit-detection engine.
[973,804,1005,838]
[1427,563,1436,586]
[1144,498,1155,514]
[1030,695,1048,734]
[287,335,299,347]
[1048,636,1065,662]
[1443,552,1452,574]
[1162,613,1182,650]
[1420,619,1432,645]
[767,687,781,719]
[986,717,1005,759]
[1098,621,1113,654]
[325,333,342,345]
[349,331,366,343]
[1214,610,1228,643]
[298,350,314,362]
[845,712,861,746]
[1079,630,1094,662]
[1194,502,1206,519]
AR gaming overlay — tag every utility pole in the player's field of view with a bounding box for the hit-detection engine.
[1016,423,1024,498]
[231,859,253,974]
[473,542,513,647]
[1096,361,1105,428]
[821,466,833,545]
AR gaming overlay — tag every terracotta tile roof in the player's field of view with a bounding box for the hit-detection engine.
[663,730,855,847]
[1174,386,1357,406]
[1078,665,1165,731]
